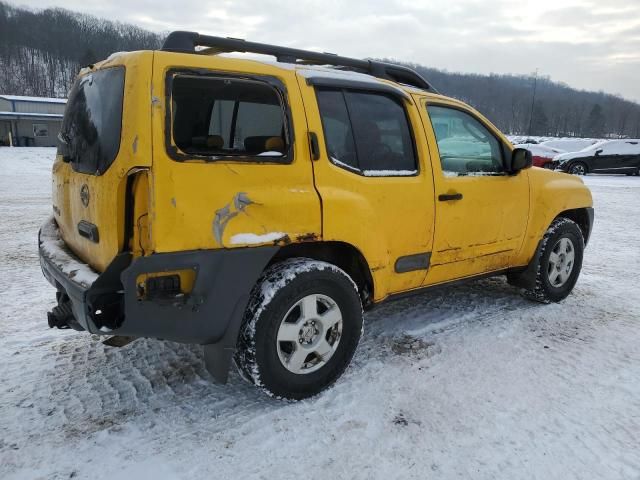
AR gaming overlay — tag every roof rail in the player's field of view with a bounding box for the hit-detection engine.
[161,31,436,92]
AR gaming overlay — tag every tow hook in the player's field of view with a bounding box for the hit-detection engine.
[47,302,73,329]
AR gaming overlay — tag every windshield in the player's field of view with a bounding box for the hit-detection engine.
[58,67,125,175]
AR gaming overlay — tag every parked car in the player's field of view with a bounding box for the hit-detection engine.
[39,31,594,399]
[515,143,565,169]
[553,139,640,175]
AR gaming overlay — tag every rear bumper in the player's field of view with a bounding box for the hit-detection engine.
[39,216,278,381]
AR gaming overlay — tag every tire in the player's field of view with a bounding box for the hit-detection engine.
[234,258,363,400]
[626,168,639,176]
[523,217,584,303]
[569,162,587,175]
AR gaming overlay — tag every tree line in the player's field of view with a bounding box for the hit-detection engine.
[1,1,639,138]
[0,1,162,98]
[392,63,640,138]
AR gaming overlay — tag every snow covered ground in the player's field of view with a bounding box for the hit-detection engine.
[1,147,640,480]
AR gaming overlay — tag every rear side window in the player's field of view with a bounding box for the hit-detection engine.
[58,67,125,175]
[316,88,417,176]
[169,74,290,162]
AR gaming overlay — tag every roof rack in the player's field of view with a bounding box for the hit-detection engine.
[161,31,436,92]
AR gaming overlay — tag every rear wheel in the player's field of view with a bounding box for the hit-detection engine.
[569,162,587,175]
[523,217,584,303]
[235,258,363,400]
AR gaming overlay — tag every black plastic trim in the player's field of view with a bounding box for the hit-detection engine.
[161,31,436,92]
[77,220,99,243]
[585,207,594,246]
[306,76,410,100]
[394,252,431,273]
[39,223,279,383]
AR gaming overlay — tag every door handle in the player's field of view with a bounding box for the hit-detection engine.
[438,193,463,202]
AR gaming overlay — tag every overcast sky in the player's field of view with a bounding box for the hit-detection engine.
[15,0,640,102]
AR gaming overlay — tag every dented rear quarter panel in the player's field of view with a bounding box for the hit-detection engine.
[149,52,321,254]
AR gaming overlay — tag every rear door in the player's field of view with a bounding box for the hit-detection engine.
[149,52,321,254]
[298,75,435,300]
[52,52,153,272]
[418,99,530,285]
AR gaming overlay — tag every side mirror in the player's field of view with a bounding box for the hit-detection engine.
[510,147,532,174]
[595,149,603,156]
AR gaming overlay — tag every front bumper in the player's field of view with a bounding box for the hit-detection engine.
[551,160,568,172]
[39,216,278,381]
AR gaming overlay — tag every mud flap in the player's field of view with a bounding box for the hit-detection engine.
[507,240,543,290]
[203,293,251,383]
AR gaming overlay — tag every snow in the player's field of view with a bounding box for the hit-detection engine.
[362,169,417,177]
[540,138,599,152]
[2,146,640,479]
[329,156,416,177]
[256,151,284,157]
[230,232,287,245]
[39,216,99,288]
[514,143,565,157]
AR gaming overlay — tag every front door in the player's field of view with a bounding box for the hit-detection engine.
[418,100,530,285]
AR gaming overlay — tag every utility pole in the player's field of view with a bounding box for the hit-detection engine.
[528,68,538,137]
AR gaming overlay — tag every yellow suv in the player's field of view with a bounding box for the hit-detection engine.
[39,31,594,399]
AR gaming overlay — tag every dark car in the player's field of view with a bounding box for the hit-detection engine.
[554,140,640,175]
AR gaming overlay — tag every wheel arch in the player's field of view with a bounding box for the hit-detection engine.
[556,207,594,246]
[568,159,589,174]
[269,241,375,308]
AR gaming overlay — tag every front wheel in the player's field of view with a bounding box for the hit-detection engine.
[235,258,363,400]
[523,217,584,303]
[569,162,587,175]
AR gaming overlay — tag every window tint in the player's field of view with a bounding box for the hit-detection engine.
[316,88,417,175]
[171,75,288,160]
[58,67,125,175]
[315,89,358,170]
[427,105,504,176]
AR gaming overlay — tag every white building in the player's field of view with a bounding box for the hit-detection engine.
[0,95,66,147]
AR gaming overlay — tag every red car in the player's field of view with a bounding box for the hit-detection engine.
[515,144,565,169]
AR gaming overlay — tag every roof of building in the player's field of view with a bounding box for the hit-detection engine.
[0,95,67,104]
[0,111,63,120]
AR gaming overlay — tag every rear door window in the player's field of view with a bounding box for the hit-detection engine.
[58,67,125,175]
[316,88,417,176]
[169,74,290,162]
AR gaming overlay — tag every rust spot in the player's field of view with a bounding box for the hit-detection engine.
[275,234,292,246]
[296,233,318,242]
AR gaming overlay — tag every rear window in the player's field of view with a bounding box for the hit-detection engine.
[169,74,290,162]
[58,67,125,175]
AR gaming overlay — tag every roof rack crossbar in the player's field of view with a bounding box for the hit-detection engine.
[161,31,435,92]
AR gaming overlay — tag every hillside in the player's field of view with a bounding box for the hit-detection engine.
[1,1,639,137]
